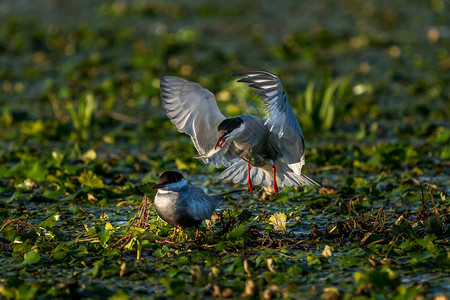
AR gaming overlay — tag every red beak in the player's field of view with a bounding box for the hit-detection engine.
[215,136,228,149]
[151,183,166,190]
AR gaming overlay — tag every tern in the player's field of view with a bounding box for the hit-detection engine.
[152,171,243,239]
[160,71,319,194]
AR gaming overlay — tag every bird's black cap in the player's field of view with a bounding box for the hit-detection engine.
[152,171,184,189]
[217,117,243,135]
[159,171,184,184]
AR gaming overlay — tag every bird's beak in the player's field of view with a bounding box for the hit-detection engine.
[151,183,166,190]
[215,135,229,149]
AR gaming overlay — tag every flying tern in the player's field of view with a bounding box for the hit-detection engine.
[160,71,319,194]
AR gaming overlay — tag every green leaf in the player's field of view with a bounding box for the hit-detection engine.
[109,290,131,300]
[355,269,401,291]
[307,252,321,265]
[160,277,186,296]
[12,242,32,254]
[15,283,38,300]
[214,241,229,251]
[155,245,170,258]
[90,260,104,278]
[338,255,362,267]
[39,213,60,229]
[227,224,248,244]
[24,161,48,182]
[43,186,65,200]
[53,244,69,261]
[98,230,111,246]
[287,264,305,276]
[78,170,104,189]
[2,225,18,242]
[138,181,158,198]
[23,250,40,265]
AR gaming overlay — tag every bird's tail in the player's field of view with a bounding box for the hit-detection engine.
[275,160,320,187]
[218,160,320,188]
[297,173,320,186]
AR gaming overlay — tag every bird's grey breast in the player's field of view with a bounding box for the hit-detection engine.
[154,188,205,228]
[154,190,182,226]
[232,115,281,166]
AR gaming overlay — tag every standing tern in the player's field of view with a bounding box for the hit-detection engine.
[160,71,319,194]
[152,171,243,239]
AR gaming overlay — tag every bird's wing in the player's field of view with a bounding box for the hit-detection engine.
[184,185,223,221]
[233,71,306,174]
[160,76,230,167]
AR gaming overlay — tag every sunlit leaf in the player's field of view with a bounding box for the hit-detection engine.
[105,222,114,231]
[78,170,104,189]
[39,213,60,229]
[321,245,333,257]
[269,212,287,232]
[23,250,40,265]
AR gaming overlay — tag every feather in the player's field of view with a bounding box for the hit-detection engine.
[233,71,306,168]
[160,76,234,168]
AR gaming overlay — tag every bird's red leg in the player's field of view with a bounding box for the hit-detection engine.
[171,227,178,240]
[247,164,253,193]
[272,165,279,194]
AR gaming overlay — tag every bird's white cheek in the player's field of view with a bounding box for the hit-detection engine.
[228,124,246,140]
[161,178,187,191]
[157,190,172,195]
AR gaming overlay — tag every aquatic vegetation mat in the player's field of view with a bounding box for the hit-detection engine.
[0,0,448,299]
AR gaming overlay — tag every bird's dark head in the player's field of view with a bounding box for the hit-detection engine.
[152,171,185,190]
[215,117,244,149]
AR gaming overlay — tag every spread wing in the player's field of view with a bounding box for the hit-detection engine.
[160,76,232,167]
[233,71,306,175]
[184,185,223,221]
